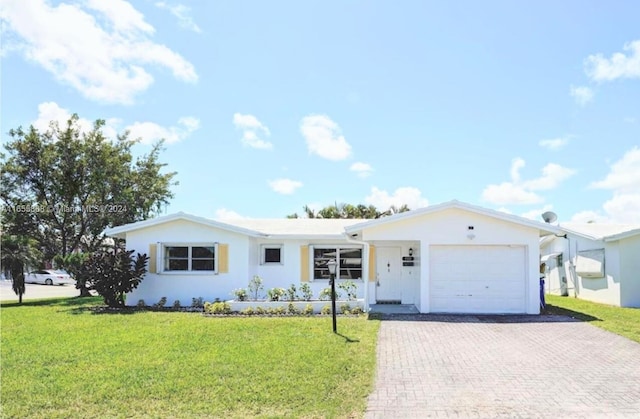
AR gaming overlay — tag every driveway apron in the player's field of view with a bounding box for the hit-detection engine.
[365,315,640,418]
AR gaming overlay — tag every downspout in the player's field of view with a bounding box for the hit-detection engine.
[346,233,370,313]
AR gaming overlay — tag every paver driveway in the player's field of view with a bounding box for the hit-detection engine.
[366,315,640,418]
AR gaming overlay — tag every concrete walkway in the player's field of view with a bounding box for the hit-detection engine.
[365,315,640,418]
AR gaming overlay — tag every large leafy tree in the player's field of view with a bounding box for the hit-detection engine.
[287,203,410,219]
[1,114,176,295]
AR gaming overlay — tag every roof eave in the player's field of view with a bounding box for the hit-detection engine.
[264,234,349,240]
[103,212,264,238]
[558,226,602,241]
[604,229,640,242]
[345,200,563,236]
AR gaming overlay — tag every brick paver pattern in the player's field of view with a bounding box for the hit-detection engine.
[366,315,640,418]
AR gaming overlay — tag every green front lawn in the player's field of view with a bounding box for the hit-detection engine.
[545,294,640,343]
[1,297,380,418]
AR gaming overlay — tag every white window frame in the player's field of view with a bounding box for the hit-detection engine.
[261,244,283,265]
[310,245,363,281]
[159,242,218,274]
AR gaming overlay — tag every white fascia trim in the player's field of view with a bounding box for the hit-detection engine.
[604,228,640,242]
[104,212,265,238]
[344,200,562,236]
[265,234,350,240]
[559,227,602,241]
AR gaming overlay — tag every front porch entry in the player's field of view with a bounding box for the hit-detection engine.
[375,246,402,303]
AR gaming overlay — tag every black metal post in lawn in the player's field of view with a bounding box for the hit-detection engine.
[327,259,338,334]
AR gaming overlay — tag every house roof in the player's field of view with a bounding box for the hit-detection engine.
[103,212,266,239]
[559,223,640,242]
[345,200,562,236]
[104,201,564,241]
[104,212,364,240]
[222,218,364,239]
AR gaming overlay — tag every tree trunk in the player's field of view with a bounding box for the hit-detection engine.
[79,285,92,297]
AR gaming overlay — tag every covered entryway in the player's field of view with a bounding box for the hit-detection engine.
[375,246,402,303]
[430,245,526,313]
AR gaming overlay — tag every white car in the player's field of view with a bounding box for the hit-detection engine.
[25,270,75,286]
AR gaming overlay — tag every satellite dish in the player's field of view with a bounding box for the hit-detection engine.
[541,211,558,224]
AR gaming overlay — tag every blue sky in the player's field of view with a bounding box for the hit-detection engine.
[2,0,639,223]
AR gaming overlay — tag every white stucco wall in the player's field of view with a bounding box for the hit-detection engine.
[120,222,366,306]
[619,235,640,307]
[360,208,542,314]
[541,233,640,307]
[569,235,622,306]
[121,219,251,306]
[248,238,366,300]
[541,237,570,296]
[364,241,420,307]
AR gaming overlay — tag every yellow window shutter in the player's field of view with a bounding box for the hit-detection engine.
[218,244,229,273]
[148,244,157,273]
[300,245,309,282]
[368,245,376,282]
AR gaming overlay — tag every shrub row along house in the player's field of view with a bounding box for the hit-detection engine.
[104,200,569,314]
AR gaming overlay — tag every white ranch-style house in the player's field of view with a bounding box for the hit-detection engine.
[104,200,561,314]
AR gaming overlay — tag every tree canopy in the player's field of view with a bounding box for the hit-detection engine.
[287,203,410,219]
[1,114,176,279]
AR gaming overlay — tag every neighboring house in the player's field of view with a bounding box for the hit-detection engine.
[104,200,560,314]
[541,223,640,308]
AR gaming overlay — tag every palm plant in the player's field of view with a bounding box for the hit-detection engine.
[1,234,42,304]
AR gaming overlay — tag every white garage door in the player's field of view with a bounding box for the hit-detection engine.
[430,245,526,314]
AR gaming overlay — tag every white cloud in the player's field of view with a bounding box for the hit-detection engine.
[539,136,571,151]
[365,186,428,210]
[587,147,640,223]
[601,194,640,223]
[300,115,352,161]
[33,101,91,133]
[155,2,201,33]
[31,101,195,145]
[590,147,640,193]
[523,163,576,191]
[570,85,594,106]
[214,208,247,220]
[32,101,120,139]
[570,210,609,223]
[350,162,373,178]
[509,157,526,183]
[232,113,272,149]
[126,116,200,144]
[0,0,197,104]
[520,205,554,221]
[585,40,640,82]
[86,0,154,34]
[482,182,543,205]
[482,158,576,205]
[268,178,303,195]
